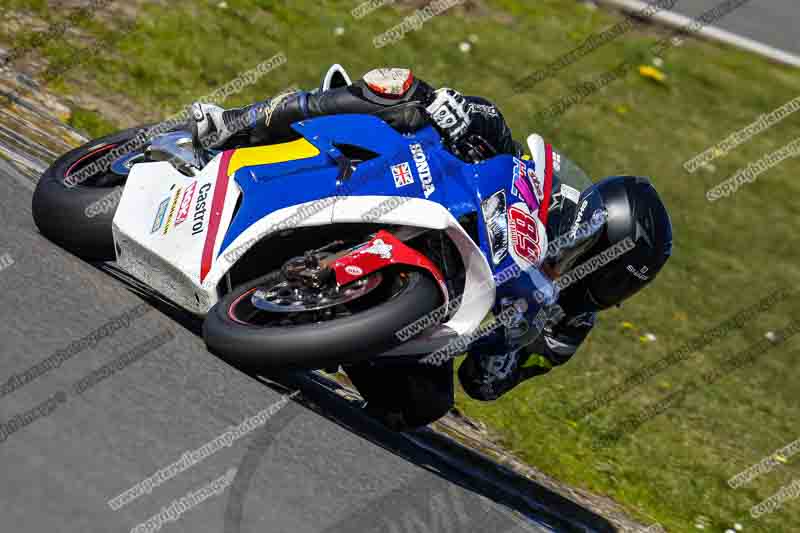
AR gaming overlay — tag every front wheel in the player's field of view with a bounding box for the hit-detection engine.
[32,123,178,261]
[202,267,442,372]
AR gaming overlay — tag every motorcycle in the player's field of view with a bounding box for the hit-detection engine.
[32,85,591,373]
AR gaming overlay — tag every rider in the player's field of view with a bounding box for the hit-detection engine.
[194,67,674,430]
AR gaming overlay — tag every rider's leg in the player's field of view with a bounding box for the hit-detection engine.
[344,359,455,430]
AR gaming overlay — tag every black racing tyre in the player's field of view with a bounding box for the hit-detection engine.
[203,268,442,372]
[32,123,173,261]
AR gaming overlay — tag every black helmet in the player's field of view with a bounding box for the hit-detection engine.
[549,176,673,313]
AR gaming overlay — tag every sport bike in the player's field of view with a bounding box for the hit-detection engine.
[32,103,592,372]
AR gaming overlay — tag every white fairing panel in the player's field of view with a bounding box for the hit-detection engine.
[113,161,494,336]
[112,157,239,314]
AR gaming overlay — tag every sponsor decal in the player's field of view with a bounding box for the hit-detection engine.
[627,264,650,281]
[467,103,498,117]
[175,181,198,226]
[192,183,212,236]
[162,187,182,235]
[570,198,589,239]
[511,158,527,198]
[359,238,393,259]
[344,265,363,276]
[510,157,541,212]
[150,197,170,234]
[409,143,435,198]
[391,162,414,188]
[528,167,544,202]
[560,183,580,204]
[507,203,542,268]
[511,158,542,202]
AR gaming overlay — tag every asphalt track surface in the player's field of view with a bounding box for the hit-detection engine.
[655,0,799,56]
[0,89,617,532]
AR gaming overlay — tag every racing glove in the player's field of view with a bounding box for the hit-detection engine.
[425,88,471,142]
[191,102,261,149]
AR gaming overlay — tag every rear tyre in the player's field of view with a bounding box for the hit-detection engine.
[203,268,441,372]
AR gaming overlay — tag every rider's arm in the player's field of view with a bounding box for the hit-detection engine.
[456,267,555,401]
[526,311,596,368]
[203,68,521,159]
[243,71,438,144]
[461,96,524,158]
[458,307,596,401]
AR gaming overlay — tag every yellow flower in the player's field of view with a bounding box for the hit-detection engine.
[621,321,635,329]
[638,65,667,83]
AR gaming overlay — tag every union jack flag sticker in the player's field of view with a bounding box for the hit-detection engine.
[391,162,414,188]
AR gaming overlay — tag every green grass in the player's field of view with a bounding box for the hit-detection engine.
[66,105,116,137]
[3,0,800,530]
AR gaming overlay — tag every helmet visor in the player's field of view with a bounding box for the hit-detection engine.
[546,190,607,274]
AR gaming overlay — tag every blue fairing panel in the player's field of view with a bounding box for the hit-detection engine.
[220,152,337,253]
[218,114,521,274]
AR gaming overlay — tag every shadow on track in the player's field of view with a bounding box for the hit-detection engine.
[96,261,616,533]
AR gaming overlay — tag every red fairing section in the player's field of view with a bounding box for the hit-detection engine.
[331,230,449,307]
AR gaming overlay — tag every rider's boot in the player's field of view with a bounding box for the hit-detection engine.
[192,90,306,149]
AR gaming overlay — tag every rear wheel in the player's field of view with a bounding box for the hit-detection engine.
[203,266,441,372]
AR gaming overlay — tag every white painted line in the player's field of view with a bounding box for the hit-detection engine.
[595,0,800,68]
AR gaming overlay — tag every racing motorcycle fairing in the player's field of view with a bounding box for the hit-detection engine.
[112,139,326,314]
[112,114,551,345]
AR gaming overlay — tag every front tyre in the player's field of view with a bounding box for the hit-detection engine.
[202,268,441,372]
[32,124,156,261]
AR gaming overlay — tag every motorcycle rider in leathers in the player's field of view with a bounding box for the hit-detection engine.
[193,67,674,430]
